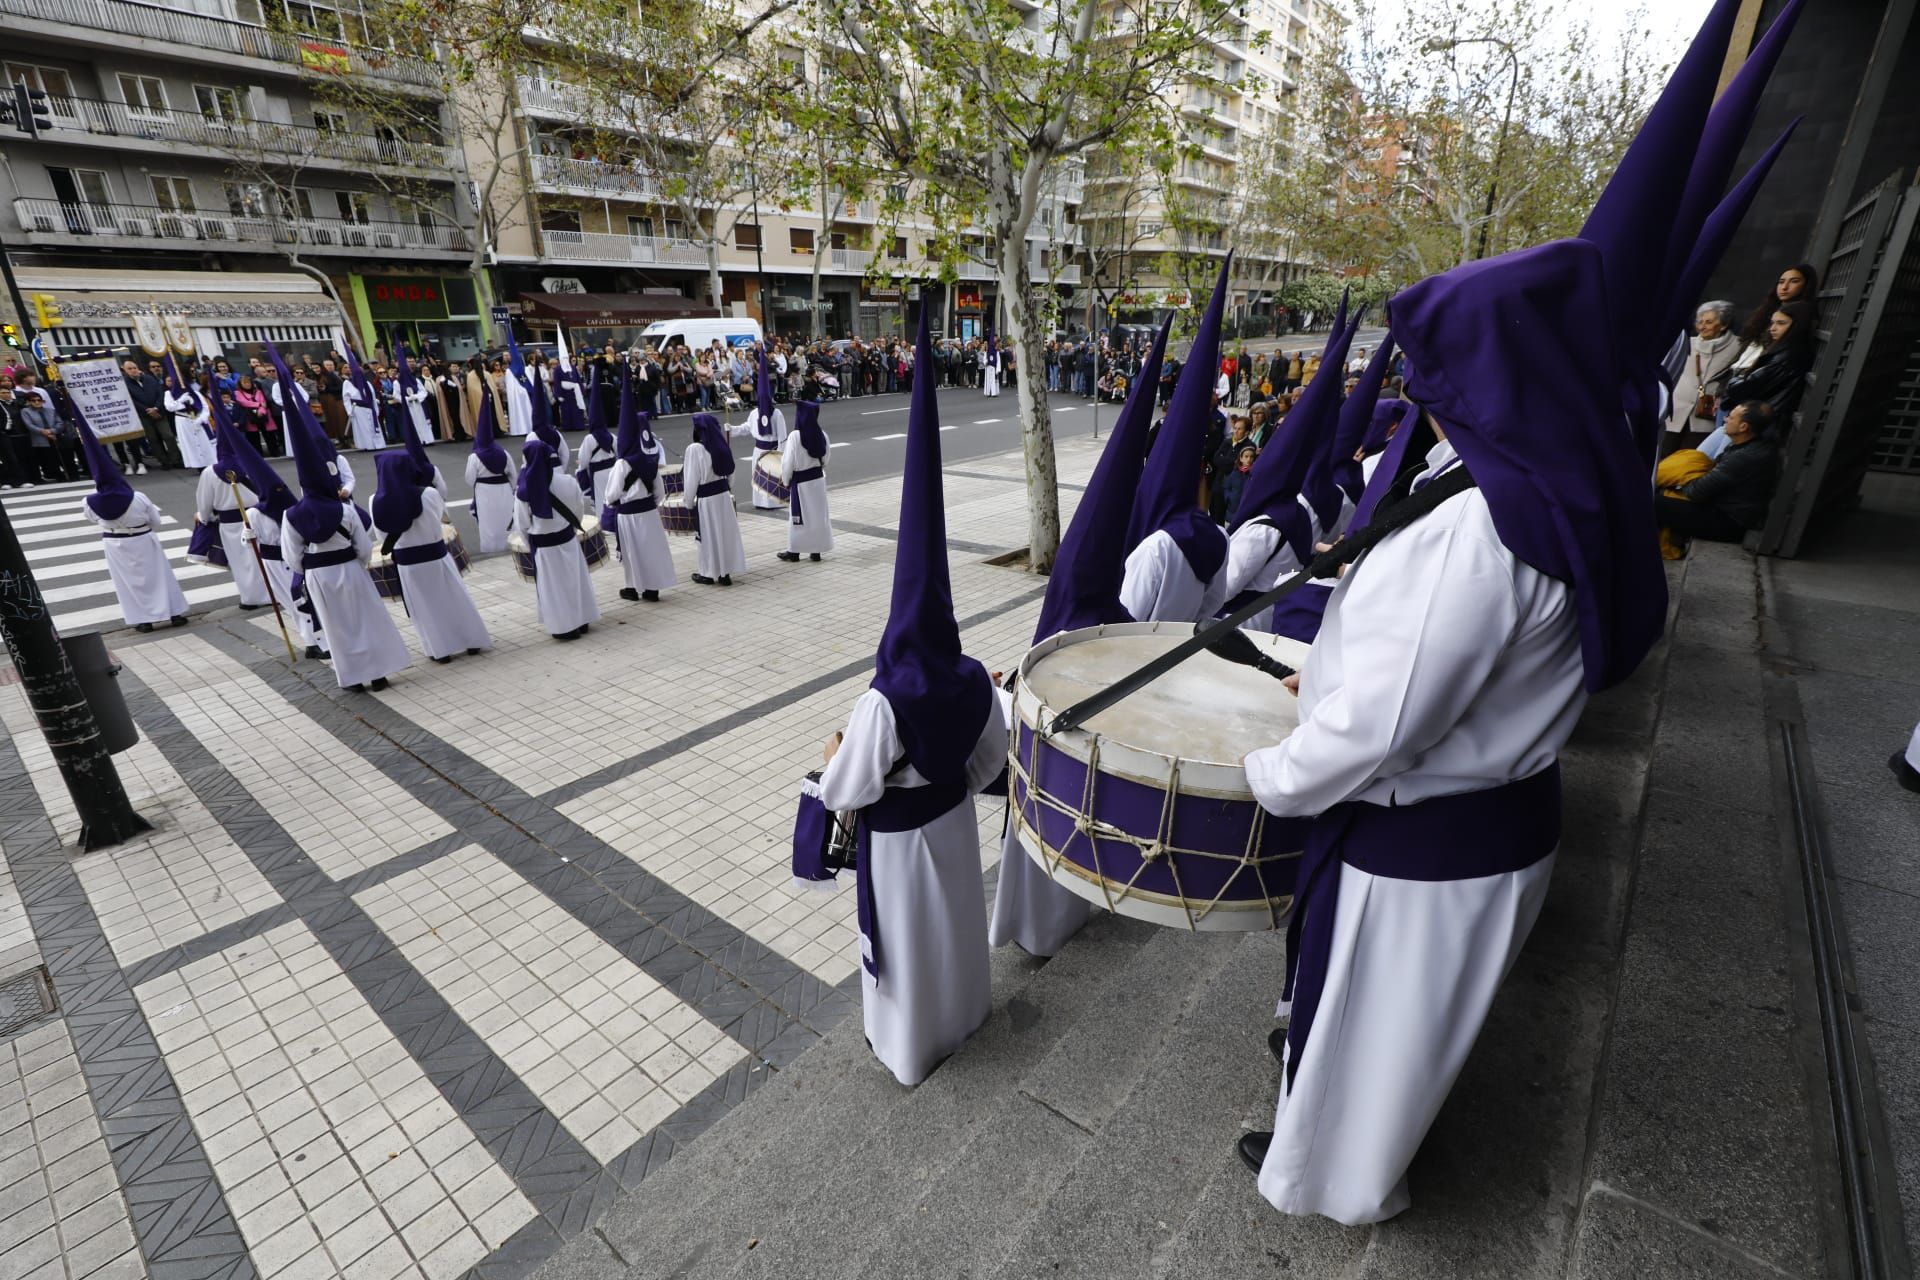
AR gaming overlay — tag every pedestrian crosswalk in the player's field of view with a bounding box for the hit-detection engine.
[1,480,239,634]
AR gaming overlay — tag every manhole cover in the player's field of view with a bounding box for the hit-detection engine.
[0,967,56,1037]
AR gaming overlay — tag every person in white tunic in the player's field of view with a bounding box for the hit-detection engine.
[192,397,272,609]
[371,451,490,663]
[817,311,1005,1086]
[573,364,618,512]
[1120,266,1232,624]
[735,345,787,510]
[681,414,747,586]
[981,325,1000,398]
[71,400,189,633]
[342,349,384,451]
[775,400,834,562]
[273,347,410,692]
[990,318,1172,956]
[464,388,516,555]
[601,367,676,603]
[162,354,218,471]
[224,423,320,655]
[507,332,568,466]
[514,439,600,640]
[393,342,435,447]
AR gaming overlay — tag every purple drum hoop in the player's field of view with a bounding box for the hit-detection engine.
[1011,721,1303,907]
[368,558,404,600]
[580,525,610,568]
[752,457,789,501]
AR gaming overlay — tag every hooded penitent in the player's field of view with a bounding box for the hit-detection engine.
[371,449,424,535]
[1123,256,1233,584]
[1031,316,1170,643]
[204,373,248,485]
[614,366,658,488]
[691,412,735,478]
[517,439,560,519]
[584,363,615,455]
[470,383,507,475]
[162,351,202,415]
[1327,333,1398,502]
[526,354,562,452]
[1298,306,1367,533]
[73,397,135,520]
[1359,399,1413,460]
[394,341,435,484]
[984,322,998,371]
[503,327,535,438]
[870,308,994,787]
[755,344,776,441]
[793,399,827,461]
[554,327,585,434]
[229,419,295,520]
[269,341,350,545]
[343,344,378,412]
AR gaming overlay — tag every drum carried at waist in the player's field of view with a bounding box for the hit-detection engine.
[1009,621,1311,932]
[752,451,789,502]
[506,516,609,582]
[368,523,471,601]
[658,465,697,535]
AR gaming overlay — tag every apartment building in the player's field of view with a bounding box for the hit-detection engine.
[0,0,482,363]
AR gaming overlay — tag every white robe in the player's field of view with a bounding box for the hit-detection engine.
[165,392,217,469]
[513,474,601,636]
[402,382,433,445]
[982,354,1000,397]
[1120,529,1229,623]
[81,493,188,626]
[1244,438,1585,1225]
[604,457,676,594]
[343,380,383,450]
[986,687,1091,956]
[679,442,747,580]
[376,489,490,659]
[732,411,786,509]
[1359,450,1386,490]
[818,689,1006,1086]
[195,467,272,606]
[779,430,835,555]
[1906,721,1920,770]
[464,452,518,555]
[1220,516,1306,634]
[576,435,617,512]
[283,513,410,689]
[248,509,318,648]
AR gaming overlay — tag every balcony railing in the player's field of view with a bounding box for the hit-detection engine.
[0,0,440,87]
[541,230,709,267]
[33,95,457,169]
[528,154,661,201]
[11,197,469,253]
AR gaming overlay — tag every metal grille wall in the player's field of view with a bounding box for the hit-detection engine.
[1871,336,1920,472]
[212,324,336,346]
[51,325,138,351]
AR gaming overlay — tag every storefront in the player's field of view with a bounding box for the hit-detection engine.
[16,266,347,367]
[516,290,720,352]
[350,272,486,361]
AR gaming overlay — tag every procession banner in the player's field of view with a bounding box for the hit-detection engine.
[60,356,147,443]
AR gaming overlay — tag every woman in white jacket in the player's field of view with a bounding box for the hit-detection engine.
[1665,300,1740,450]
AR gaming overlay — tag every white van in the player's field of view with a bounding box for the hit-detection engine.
[640,317,764,352]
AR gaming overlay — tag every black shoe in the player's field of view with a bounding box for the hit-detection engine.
[369,677,389,691]
[305,644,324,660]
[467,647,482,656]
[1891,752,1920,795]
[810,553,822,562]
[576,623,589,636]
[317,650,332,661]
[641,589,659,602]
[692,573,715,585]
[348,683,367,692]
[776,551,799,562]
[717,575,733,586]
[1268,1028,1287,1066]
[555,627,582,642]
[135,623,154,633]
[1237,1132,1271,1175]
[432,655,453,664]
[171,615,189,627]
[619,587,640,601]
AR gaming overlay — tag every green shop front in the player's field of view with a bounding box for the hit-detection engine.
[347,273,486,361]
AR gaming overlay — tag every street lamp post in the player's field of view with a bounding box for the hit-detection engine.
[1424,35,1521,261]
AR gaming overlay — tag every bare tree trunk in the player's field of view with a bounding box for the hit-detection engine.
[999,226,1059,574]
[705,239,725,311]
[811,170,829,342]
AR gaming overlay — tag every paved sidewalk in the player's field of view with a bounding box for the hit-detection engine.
[0,434,1086,1280]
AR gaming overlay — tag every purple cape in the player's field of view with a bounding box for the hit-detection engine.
[615,368,659,488]
[470,383,507,474]
[72,397,136,520]
[793,399,828,460]
[1329,335,1398,501]
[268,340,348,545]
[691,413,735,478]
[371,450,425,534]
[517,439,560,518]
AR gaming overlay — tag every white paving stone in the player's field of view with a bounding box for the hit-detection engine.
[134,920,536,1280]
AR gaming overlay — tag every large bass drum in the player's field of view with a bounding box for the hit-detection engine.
[1009,621,1311,932]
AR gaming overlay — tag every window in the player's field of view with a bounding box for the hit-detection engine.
[313,109,346,134]
[225,182,268,218]
[735,222,761,250]
[3,63,74,115]
[627,215,655,239]
[48,166,112,208]
[293,188,316,219]
[665,218,685,241]
[150,175,196,212]
[889,235,907,259]
[334,190,370,224]
[195,85,243,124]
[118,74,167,115]
[283,1,345,38]
[540,208,582,233]
[789,227,814,254]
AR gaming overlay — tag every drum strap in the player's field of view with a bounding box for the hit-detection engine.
[1050,466,1479,734]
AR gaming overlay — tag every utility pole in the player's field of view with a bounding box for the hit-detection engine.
[0,508,150,851]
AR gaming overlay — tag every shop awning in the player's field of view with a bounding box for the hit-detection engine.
[517,292,722,325]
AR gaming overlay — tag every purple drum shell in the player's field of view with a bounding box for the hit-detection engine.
[580,524,610,568]
[660,504,698,536]
[662,467,685,496]
[368,558,404,601]
[185,520,228,567]
[1012,721,1303,907]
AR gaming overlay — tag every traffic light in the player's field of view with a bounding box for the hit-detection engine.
[1,324,19,350]
[3,82,52,138]
[29,293,61,328]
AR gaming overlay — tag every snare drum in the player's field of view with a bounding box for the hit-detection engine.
[508,516,608,581]
[658,465,697,536]
[370,525,469,600]
[752,451,789,503]
[1009,621,1312,931]
[661,465,685,499]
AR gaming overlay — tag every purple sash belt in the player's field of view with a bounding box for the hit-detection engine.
[613,496,657,516]
[855,780,969,980]
[474,474,509,485]
[101,528,153,539]
[588,457,614,472]
[302,546,358,570]
[696,479,730,500]
[257,543,283,560]
[391,540,448,566]
[527,527,574,550]
[215,508,243,524]
[788,465,822,522]
[1281,763,1560,1087]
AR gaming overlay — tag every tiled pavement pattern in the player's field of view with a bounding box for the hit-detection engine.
[0,432,1098,1279]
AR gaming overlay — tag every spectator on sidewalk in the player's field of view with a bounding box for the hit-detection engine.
[1665,300,1740,452]
[14,370,78,482]
[1700,299,1817,459]
[1655,401,1780,551]
[123,358,174,470]
[0,373,34,488]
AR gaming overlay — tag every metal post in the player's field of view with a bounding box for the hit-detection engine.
[0,506,150,851]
